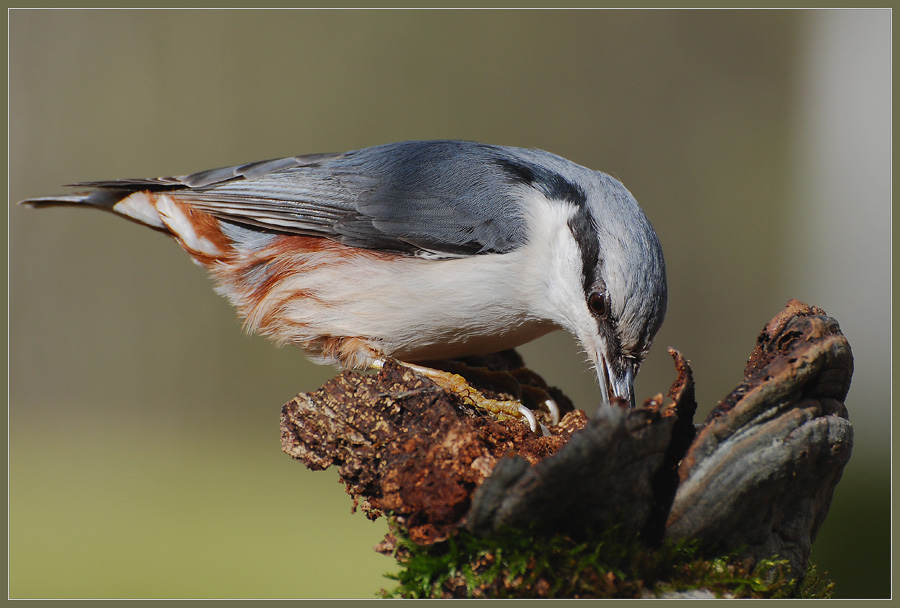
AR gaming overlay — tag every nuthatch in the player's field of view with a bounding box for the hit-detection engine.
[22,140,667,428]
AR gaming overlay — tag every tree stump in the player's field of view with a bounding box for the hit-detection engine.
[280,300,853,597]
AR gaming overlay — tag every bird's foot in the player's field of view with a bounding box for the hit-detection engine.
[372,359,552,434]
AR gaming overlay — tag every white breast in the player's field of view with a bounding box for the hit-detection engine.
[211,191,587,367]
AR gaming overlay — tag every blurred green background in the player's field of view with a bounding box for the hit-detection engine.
[8,9,891,599]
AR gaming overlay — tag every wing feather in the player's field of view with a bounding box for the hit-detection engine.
[67,141,581,257]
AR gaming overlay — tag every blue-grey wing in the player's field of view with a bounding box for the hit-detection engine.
[72,140,582,257]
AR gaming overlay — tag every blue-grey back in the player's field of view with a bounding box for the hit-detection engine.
[67,140,639,261]
[141,140,598,257]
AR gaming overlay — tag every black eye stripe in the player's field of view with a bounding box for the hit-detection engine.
[566,205,600,293]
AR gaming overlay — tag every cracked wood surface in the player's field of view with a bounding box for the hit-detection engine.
[280,300,853,578]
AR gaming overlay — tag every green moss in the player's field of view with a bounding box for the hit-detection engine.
[380,521,835,599]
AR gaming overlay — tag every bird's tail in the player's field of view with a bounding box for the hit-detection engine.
[20,188,174,233]
[21,186,238,271]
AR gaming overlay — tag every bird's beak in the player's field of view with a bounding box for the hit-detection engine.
[595,353,636,410]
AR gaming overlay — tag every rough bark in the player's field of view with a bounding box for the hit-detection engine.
[280,349,584,545]
[280,300,853,587]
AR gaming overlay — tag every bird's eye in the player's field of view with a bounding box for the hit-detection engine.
[588,291,608,318]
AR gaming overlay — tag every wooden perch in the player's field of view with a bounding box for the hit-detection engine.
[280,300,853,597]
[664,300,854,576]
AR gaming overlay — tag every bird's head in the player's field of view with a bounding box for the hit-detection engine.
[535,169,667,410]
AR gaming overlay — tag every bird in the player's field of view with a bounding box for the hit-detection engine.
[21,139,667,430]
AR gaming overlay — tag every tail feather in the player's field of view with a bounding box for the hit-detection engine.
[19,190,121,209]
[23,187,237,265]
[21,189,169,232]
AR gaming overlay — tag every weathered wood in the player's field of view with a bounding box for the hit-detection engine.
[279,300,853,591]
[664,300,854,577]
[467,347,696,543]
[280,350,586,545]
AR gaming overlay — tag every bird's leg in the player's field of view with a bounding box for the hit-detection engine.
[370,358,540,433]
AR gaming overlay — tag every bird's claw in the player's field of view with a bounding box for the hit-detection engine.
[516,404,538,433]
[439,383,540,434]
[540,397,560,426]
